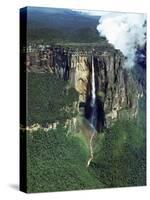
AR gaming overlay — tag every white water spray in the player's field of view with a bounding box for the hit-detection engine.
[87,55,97,167]
[91,55,96,106]
[90,54,97,130]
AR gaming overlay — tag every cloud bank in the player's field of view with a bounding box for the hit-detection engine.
[97,13,146,67]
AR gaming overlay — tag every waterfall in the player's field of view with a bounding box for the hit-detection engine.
[86,55,97,167]
[90,55,96,128]
[91,55,96,106]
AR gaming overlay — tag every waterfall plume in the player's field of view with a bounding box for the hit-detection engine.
[91,55,96,105]
[90,55,97,129]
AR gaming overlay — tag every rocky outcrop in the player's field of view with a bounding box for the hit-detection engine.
[21,121,59,133]
[26,44,140,127]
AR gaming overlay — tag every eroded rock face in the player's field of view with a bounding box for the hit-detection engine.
[93,51,139,125]
[26,45,139,126]
[70,54,90,102]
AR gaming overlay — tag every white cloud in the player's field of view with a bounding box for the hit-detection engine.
[97,13,146,67]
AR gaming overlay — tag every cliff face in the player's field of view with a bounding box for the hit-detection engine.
[26,45,139,127]
[93,51,139,125]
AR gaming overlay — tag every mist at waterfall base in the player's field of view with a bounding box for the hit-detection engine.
[97,13,146,68]
[85,97,105,133]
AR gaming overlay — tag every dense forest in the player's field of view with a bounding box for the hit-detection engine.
[27,73,78,125]
[26,73,146,192]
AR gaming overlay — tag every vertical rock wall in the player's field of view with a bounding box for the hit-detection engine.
[26,45,139,126]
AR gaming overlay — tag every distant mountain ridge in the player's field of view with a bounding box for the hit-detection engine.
[24,7,102,43]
